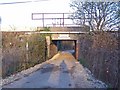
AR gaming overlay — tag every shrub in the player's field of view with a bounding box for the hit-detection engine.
[2,32,47,78]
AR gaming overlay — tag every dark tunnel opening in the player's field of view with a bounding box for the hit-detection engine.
[52,40,76,58]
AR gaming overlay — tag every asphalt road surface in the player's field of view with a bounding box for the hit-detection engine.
[2,52,107,88]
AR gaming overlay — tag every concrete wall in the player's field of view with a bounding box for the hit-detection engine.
[44,26,90,59]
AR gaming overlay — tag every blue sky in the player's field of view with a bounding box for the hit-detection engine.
[0,0,72,29]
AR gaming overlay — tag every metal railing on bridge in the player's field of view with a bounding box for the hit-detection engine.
[31,13,91,27]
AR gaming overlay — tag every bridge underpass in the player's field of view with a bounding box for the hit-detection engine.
[43,26,89,60]
[52,40,76,58]
[31,13,90,59]
[25,26,89,60]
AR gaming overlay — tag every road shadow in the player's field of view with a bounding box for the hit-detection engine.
[2,63,56,88]
[40,63,55,73]
[57,60,74,88]
[2,60,75,88]
[20,63,56,88]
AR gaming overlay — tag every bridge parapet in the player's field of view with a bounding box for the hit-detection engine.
[51,26,89,32]
[37,25,90,33]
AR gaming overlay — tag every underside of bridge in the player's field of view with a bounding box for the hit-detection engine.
[41,26,89,60]
[43,26,88,60]
[48,39,80,60]
[52,40,76,58]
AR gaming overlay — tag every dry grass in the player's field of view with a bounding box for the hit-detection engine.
[79,31,118,88]
[2,32,46,78]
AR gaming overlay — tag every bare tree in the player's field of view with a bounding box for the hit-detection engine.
[70,1,120,31]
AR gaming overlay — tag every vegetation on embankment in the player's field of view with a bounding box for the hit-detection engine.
[2,31,49,78]
[78,31,119,88]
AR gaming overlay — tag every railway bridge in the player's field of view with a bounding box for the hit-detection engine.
[36,26,90,59]
[30,13,90,59]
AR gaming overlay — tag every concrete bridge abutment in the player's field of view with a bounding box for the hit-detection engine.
[42,26,89,60]
[75,40,80,60]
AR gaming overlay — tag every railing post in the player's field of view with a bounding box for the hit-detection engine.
[42,13,44,27]
[63,13,64,27]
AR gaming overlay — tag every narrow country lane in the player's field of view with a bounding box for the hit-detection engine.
[2,52,107,88]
